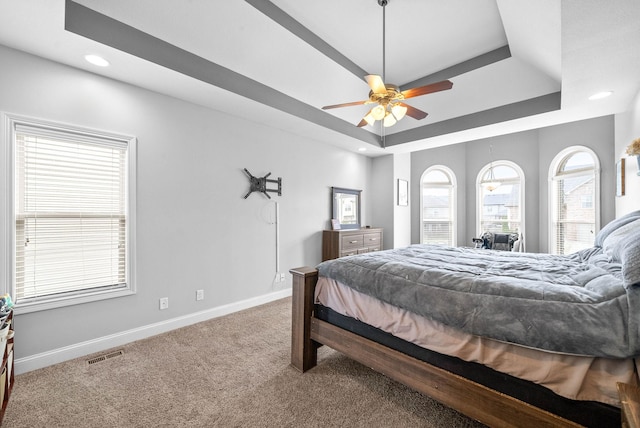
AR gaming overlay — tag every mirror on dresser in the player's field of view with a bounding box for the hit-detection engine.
[331,187,361,230]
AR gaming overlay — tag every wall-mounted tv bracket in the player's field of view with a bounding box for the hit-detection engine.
[243,168,282,199]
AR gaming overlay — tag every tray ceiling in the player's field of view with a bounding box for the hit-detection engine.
[0,0,638,155]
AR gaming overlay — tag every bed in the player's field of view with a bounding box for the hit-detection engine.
[290,210,640,427]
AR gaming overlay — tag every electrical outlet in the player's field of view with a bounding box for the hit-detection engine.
[196,289,204,301]
[159,297,169,310]
[279,273,285,282]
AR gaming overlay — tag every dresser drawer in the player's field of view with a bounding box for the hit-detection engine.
[364,232,381,246]
[322,228,383,261]
[341,234,364,250]
[340,249,360,257]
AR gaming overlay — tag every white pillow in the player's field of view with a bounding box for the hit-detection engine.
[595,210,640,247]
[602,219,640,263]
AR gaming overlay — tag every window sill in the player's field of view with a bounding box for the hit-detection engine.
[14,287,136,315]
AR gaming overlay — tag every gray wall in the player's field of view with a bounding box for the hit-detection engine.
[0,45,372,364]
[370,152,411,250]
[538,116,615,252]
[371,155,394,249]
[410,143,468,246]
[0,42,628,371]
[411,116,616,252]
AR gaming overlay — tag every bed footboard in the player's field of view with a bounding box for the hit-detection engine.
[290,267,320,372]
[289,266,599,427]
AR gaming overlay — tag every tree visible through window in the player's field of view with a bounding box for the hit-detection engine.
[421,166,456,246]
[550,147,599,255]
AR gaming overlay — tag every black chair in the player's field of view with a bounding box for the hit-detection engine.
[472,232,521,251]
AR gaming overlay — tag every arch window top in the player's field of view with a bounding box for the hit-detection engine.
[423,169,452,185]
[558,151,596,174]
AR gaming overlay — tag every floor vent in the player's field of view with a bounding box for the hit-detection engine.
[87,349,124,365]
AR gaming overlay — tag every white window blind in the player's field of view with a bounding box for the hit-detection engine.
[14,123,129,302]
[551,152,597,255]
[422,168,455,246]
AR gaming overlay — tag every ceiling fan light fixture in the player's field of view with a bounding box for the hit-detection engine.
[391,103,407,121]
[320,0,452,131]
[371,104,386,120]
[383,111,397,127]
[364,111,376,126]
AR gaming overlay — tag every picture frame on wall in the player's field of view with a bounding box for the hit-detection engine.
[616,158,625,197]
[398,179,408,206]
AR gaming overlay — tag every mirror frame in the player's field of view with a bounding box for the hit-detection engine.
[331,187,362,230]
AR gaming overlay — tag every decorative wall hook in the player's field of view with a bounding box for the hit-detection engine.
[243,168,282,199]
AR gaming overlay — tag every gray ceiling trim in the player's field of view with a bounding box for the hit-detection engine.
[63,1,558,150]
[64,0,380,146]
[247,1,511,90]
[245,0,369,80]
[383,91,561,147]
[400,45,512,90]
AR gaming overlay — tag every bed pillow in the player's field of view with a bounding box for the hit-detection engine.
[602,218,640,263]
[595,210,640,247]
[623,242,640,288]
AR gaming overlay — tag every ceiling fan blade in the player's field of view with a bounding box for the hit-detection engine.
[401,80,453,99]
[322,100,368,110]
[399,103,429,120]
[365,75,387,95]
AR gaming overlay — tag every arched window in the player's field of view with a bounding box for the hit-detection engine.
[476,161,524,237]
[549,146,600,255]
[421,166,456,246]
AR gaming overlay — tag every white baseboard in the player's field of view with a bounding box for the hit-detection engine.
[14,288,292,374]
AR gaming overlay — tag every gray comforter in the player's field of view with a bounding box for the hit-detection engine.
[317,212,640,358]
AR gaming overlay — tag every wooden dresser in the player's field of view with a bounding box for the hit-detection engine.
[322,228,383,261]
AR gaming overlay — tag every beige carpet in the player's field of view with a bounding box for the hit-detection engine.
[3,298,485,427]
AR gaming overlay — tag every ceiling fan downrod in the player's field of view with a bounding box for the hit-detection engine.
[378,0,387,82]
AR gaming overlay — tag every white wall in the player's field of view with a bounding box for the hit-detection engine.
[410,116,616,252]
[0,45,372,371]
[615,91,640,215]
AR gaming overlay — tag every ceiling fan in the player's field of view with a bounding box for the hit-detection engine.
[322,0,453,128]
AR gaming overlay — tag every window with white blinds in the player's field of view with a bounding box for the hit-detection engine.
[421,166,456,246]
[476,161,524,237]
[549,147,599,255]
[8,115,136,310]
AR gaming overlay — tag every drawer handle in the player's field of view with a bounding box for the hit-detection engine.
[349,240,358,244]
[369,238,377,241]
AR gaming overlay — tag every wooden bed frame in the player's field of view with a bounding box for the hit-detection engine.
[290,266,620,428]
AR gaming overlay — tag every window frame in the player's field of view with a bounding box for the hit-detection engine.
[420,165,457,246]
[2,113,137,314]
[548,146,600,255]
[476,160,525,238]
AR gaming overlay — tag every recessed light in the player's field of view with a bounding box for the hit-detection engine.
[84,54,110,67]
[588,91,613,100]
